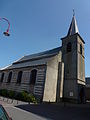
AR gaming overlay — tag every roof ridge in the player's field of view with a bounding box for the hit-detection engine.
[24,46,61,57]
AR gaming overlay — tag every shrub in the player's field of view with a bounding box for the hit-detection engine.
[1,89,8,97]
[26,93,37,103]
[0,89,3,96]
[14,91,28,101]
[29,94,37,103]
[0,89,37,103]
[8,90,15,99]
[15,91,37,103]
[21,91,28,101]
[14,92,22,100]
[26,94,32,103]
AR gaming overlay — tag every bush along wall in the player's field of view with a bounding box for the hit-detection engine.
[0,89,37,103]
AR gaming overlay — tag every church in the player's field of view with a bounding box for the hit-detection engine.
[0,14,86,103]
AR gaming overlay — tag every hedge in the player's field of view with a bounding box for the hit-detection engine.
[0,89,37,103]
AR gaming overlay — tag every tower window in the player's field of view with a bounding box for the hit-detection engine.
[7,72,12,83]
[80,44,82,55]
[0,73,4,83]
[67,42,72,53]
[30,69,37,85]
[17,71,23,84]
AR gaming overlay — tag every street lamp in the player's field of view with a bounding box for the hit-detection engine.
[0,18,10,36]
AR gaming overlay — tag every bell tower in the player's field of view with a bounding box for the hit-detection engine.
[61,14,85,103]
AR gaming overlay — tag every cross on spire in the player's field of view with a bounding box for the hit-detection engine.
[73,9,75,16]
[67,11,79,36]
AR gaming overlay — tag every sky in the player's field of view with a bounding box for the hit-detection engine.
[0,0,90,77]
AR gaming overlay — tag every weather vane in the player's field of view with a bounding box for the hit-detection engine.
[0,17,10,36]
[73,9,75,16]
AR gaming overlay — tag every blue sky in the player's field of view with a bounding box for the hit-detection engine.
[0,0,90,77]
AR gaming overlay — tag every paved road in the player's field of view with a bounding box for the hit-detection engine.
[15,103,90,120]
[5,106,47,120]
[0,99,46,120]
[0,99,90,120]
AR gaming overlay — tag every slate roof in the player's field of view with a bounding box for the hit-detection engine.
[0,47,61,70]
[13,46,61,64]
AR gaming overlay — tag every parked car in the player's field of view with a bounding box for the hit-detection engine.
[0,104,12,120]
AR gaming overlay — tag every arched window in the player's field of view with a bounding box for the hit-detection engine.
[17,71,22,84]
[30,69,37,85]
[80,44,82,55]
[67,42,72,53]
[0,73,4,83]
[7,72,12,83]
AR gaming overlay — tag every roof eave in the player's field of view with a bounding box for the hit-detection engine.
[61,33,85,44]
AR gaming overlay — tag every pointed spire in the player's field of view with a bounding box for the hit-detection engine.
[67,12,79,36]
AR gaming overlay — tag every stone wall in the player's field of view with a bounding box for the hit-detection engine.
[0,65,46,101]
[43,51,63,102]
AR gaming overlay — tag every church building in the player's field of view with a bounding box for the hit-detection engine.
[0,15,85,103]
